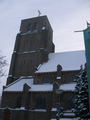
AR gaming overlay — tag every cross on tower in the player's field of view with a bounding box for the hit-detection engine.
[38,10,41,16]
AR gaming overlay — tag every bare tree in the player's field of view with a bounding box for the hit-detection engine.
[0,51,8,77]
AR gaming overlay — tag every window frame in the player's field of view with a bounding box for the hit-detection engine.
[34,22,38,31]
[27,23,32,31]
[44,76,50,83]
[71,75,77,82]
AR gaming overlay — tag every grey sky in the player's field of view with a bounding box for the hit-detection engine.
[0,0,90,93]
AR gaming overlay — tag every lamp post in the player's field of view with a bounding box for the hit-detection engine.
[56,89,64,120]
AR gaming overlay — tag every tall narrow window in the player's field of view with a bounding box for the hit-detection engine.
[34,22,38,30]
[36,96,46,109]
[17,96,22,108]
[31,59,32,64]
[24,60,25,64]
[27,23,32,31]
[67,96,74,110]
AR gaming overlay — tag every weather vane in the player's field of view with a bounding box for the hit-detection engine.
[38,10,41,16]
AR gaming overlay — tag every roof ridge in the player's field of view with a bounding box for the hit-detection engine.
[49,49,85,55]
[5,76,33,89]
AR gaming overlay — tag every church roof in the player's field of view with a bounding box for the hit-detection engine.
[60,83,76,91]
[3,78,76,92]
[3,77,53,92]
[35,50,86,73]
[3,50,84,92]
[29,84,53,92]
[3,78,33,92]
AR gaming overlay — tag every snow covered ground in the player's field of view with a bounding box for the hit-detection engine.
[51,118,78,120]
[51,118,90,120]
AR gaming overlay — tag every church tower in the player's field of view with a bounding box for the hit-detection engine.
[7,15,55,85]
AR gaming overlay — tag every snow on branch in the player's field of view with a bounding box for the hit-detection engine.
[0,51,8,77]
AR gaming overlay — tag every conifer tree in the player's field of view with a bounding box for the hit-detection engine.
[74,65,89,119]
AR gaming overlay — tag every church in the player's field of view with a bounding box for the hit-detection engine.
[0,15,86,120]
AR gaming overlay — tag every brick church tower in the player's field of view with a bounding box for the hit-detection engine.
[0,15,86,120]
[7,16,55,85]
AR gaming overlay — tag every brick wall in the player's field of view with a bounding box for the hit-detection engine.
[61,70,79,83]
[1,92,23,108]
[59,92,74,111]
[35,72,57,84]
[35,70,79,85]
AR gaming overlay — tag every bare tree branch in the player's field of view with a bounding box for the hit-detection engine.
[0,51,8,77]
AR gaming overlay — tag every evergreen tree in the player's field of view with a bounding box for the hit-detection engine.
[74,65,89,119]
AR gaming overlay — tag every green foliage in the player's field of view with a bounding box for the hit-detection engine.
[74,65,90,119]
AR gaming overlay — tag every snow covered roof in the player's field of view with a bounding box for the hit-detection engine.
[29,84,53,92]
[60,83,76,91]
[3,77,53,92]
[35,50,86,73]
[4,78,34,92]
[4,77,76,92]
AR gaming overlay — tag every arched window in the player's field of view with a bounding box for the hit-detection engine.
[17,96,22,108]
[44,77,50,83]
[36,96,46,109]
[67,96,74,110]
[71,75,77,82]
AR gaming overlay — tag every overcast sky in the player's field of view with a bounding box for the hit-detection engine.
[0,0,90,93]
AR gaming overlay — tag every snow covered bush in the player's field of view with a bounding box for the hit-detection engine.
[74,65,90,119]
